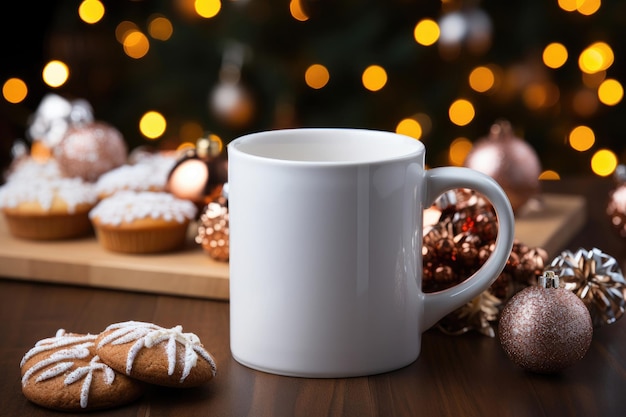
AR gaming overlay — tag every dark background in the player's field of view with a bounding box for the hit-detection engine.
[1,0,625,176]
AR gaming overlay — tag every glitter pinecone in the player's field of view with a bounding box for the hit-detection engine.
[196,196,229,262]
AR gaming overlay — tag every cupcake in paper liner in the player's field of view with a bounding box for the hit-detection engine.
[89,190,197,254]
[0,177,97,240]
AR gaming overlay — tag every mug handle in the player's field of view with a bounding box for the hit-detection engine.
[420,167,515,331]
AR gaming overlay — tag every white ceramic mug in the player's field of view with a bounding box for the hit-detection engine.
[228,128,514,378]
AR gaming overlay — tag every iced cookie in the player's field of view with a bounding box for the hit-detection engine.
[20,329,143,411]
[95,321,217,388]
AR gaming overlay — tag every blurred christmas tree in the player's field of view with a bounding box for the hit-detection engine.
[1,0,625,177]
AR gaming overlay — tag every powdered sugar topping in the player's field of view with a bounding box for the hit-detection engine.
[0,177,97,213]
[97,321,217,382]
[89,191,197,225]
[6,158,62,182]
[95,153,177,196]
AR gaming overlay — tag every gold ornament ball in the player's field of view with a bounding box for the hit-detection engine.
[464,120,541,212]
[498,275,593,374]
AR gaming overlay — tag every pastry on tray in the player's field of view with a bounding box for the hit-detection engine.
[0,176,97,240]
[89,190,197,254]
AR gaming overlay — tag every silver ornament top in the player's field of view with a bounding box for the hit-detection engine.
[538,271,560,288]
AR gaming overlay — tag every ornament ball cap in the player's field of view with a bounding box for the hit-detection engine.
[538,270,559,289]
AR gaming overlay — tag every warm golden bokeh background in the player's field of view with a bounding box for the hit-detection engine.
[1,0,625,178]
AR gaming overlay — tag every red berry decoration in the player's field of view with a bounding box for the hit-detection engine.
[498,271,593,374]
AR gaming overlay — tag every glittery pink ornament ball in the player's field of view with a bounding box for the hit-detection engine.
[55,121,127,182]
[498,276,593,374]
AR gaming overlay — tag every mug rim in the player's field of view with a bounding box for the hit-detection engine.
[227,127,425,166]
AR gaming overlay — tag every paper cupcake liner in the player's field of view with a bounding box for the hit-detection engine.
[93,221,190,254]
[3,210,93,240]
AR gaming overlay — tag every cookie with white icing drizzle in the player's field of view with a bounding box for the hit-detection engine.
[95,321,217,388]
[20,329,143,411]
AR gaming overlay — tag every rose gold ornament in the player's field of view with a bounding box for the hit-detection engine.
[607,167,626,238]
[54,121,127,182]
[463,120,541,212]
[166,136,227,206]
[498,271,593,373]
[209,42,255,129]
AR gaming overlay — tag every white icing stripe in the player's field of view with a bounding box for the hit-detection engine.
[98,321,217,381]
[89,191,197,225]
[21,333,96,366]
[80,372,93,408]
[21,332,118,409]
[126,338,146,375]
[65,356,116,409]
[35,362,75,382]
[22,343,92,385]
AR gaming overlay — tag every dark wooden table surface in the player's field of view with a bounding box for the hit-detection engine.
[2,177,626,417]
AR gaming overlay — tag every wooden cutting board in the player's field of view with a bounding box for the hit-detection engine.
[0,194,585,300]
[0,217,230,300]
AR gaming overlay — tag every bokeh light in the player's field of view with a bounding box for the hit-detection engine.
[438,11,466,46]
[2,78,28,104]
[523,82,560,109]
[78,0,105,24]
[448,99,475,126]
[139,111,167,139]
[179,121,204,142]
[542,42,568,69]
[558,0,601,15]
[582,71,606,88]
[177,141,196,152]
[539,170,561,180]
[148,15,174,41]
[290,0,309,21]
[572,89,598,117]
[115,21,139,43]
[413,113,432,137]
[395,118,422,140]
[598,78,623,106]
[42,60,69,88]
[305,64,330,89]
[577,0,602,16]
[558,0,578,12]
[579,42,614,74]
[362,65,387,92]
[591,149,617,177]
[195,0,221,18]
[123,31,150,59]
[208,133,224,153]
[568,125,595,151]
[448,137,472,166]
[413,19,440,46]
[469,66,495,93]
